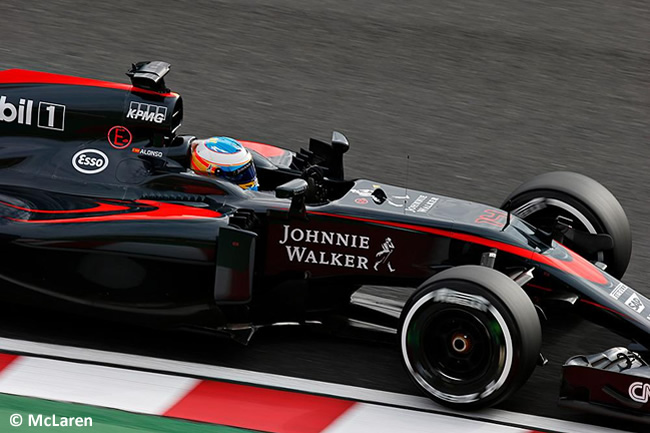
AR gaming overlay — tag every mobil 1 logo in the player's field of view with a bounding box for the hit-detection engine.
[0,96,66,131]
[38,102,66,131]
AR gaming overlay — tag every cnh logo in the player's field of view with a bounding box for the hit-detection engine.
[629,381,650,403]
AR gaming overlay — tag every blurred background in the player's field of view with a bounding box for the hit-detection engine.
[1,0,649,427]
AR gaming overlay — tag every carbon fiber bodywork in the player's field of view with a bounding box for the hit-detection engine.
[561,347,650,423]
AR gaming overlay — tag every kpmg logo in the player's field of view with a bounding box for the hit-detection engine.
[126,101,167,124]
[609,282,628,300]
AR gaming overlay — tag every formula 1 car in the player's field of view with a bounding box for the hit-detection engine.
[1,61,649,421]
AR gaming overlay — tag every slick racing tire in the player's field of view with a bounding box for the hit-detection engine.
[501,171,631,279]
[399,266,541,410]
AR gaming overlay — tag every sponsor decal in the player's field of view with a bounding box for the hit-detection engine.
[351,188,408,208]
[351,188,375,198]
[72,149,109,175]
[475,209,507,228]
[406,195,426,212]
[277,225,397,272]
[126,101,167,124]
[38,101,66,131]
[625,292,645,314]
[609,282,628,300]
[406,195,439,213]
[108,125,132,149]
[432,288,490,312]
[279,225,371,270]
[355,197,368,205]
[0,96,65,131]
[629,382,650,404]
[373,237,395,272]
[132,148,163,158]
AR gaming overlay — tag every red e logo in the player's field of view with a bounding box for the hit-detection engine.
[108,126,132,149]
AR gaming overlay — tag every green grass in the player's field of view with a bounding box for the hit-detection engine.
[0,393,257,433]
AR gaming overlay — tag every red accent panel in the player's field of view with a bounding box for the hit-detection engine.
[309,211,538,259]
[526,283,553,292]
[6,201,221,224]
[309,211,607,284]
[534,244,608,285]
[164,381,354,433]
[580,299,627,317]
[240,140,287,158]
[0,69,177,97]
[0,354,18,373]
[135,200,221,219]
[0,200,130,214]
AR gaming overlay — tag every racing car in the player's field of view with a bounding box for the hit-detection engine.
[0,61,649,422]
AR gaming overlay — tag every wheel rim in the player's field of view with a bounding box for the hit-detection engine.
[401,289,513,404]
[512,197,604,263]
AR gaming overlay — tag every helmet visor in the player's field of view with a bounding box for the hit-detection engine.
[220,160,258,189]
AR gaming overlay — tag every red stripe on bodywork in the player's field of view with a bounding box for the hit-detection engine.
[533,244,607,285]
[0,200,130,214]
[240,140,288,158]
[309,211,537,259]
[0,69,177,97]
[580,298,628,317]
[164,381,354,433]
[526,283,553,292]
[309,211,607,284]
[6,200,221,223]
[0,354,18,373]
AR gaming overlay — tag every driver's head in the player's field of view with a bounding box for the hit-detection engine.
[190,137,258,190]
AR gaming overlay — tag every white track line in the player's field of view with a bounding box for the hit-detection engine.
[0,337,624,433]
[0,357,199,413]
[322,404,533,433]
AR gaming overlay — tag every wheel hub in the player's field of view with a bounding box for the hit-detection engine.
[451,332,472,354]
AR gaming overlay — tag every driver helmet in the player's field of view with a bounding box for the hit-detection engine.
[190,137,258,190]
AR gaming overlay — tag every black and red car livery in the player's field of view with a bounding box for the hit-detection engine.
[1,61,649,423]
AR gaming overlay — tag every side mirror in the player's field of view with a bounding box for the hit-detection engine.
[331,131,349,154]
[275,178,308,199]
[275,178,308,218]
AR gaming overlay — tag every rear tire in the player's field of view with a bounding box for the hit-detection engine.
[501,171,631,279]
[399,266,541,410]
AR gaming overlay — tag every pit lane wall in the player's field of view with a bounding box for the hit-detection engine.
[0,352,541,433]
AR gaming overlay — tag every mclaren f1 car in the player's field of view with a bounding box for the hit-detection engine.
[0,61,649,421]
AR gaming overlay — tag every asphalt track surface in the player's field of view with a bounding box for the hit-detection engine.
[1,0,649,431]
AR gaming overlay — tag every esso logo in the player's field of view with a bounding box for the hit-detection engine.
[72,149,109,175]
[629,382,650,403]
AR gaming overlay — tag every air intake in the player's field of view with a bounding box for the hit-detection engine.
[126,61,171,93]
